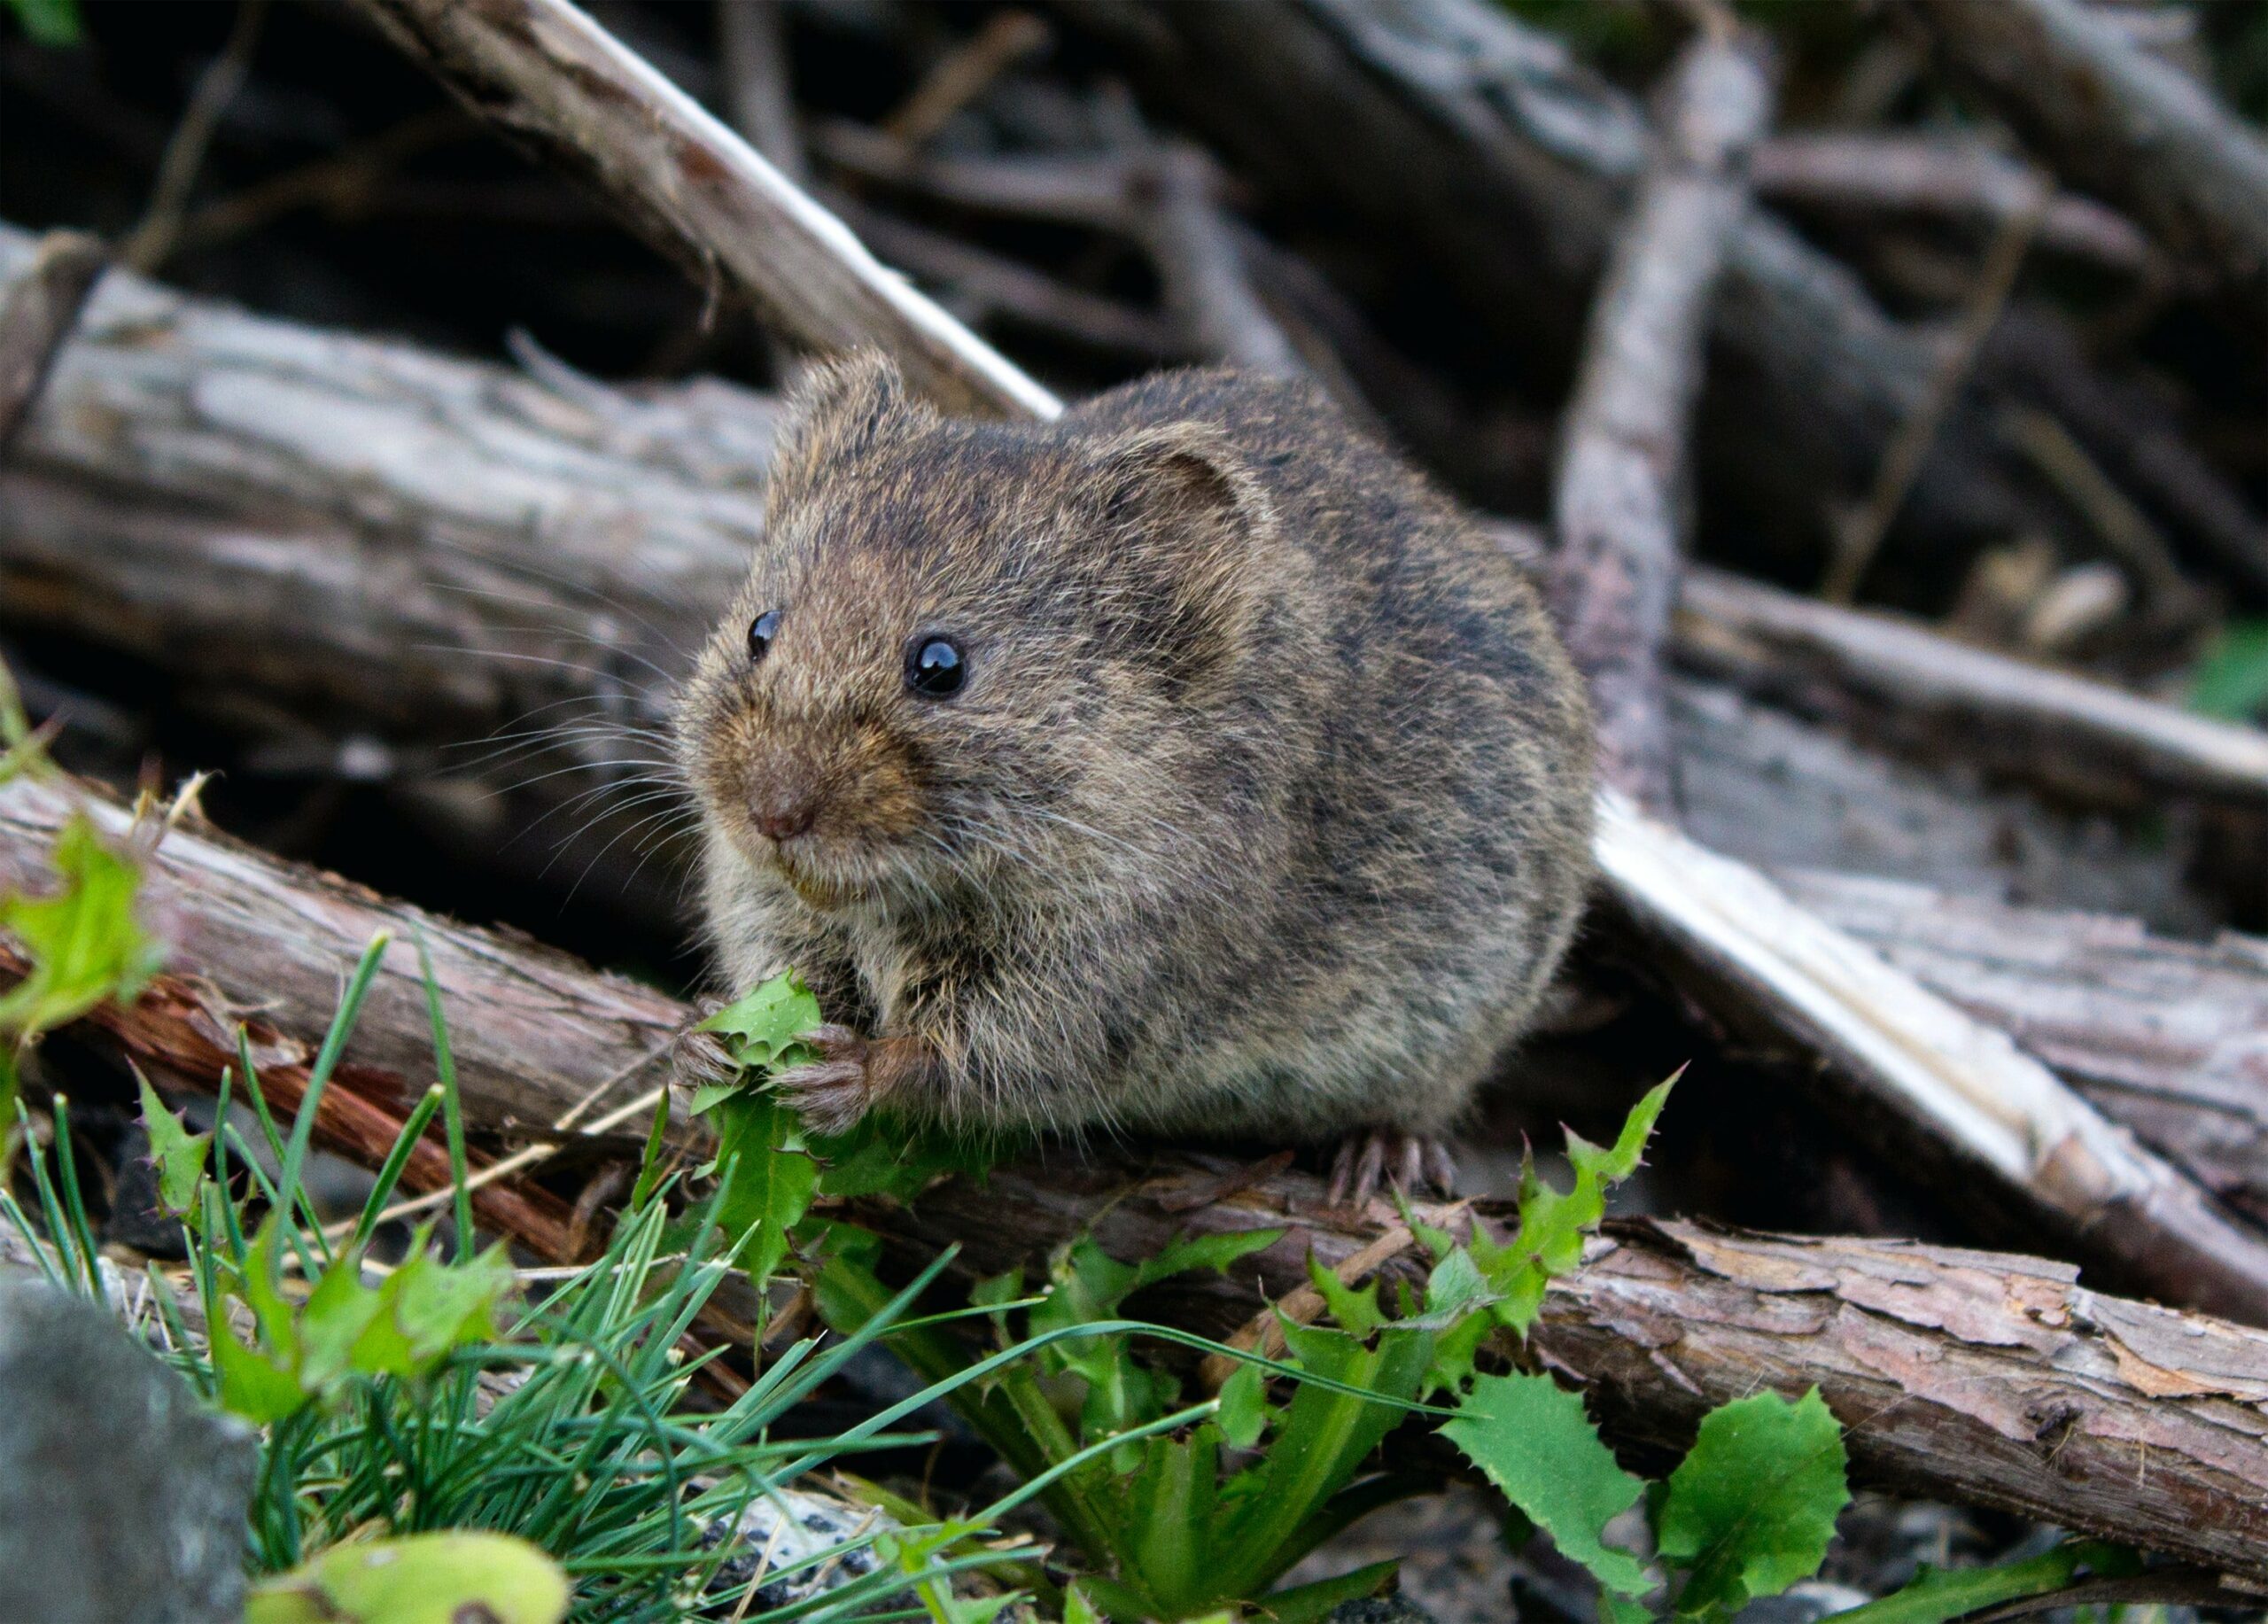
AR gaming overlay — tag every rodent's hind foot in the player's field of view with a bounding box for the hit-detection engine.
[1325,1129,1457,1209]
[770,1023,874,1137]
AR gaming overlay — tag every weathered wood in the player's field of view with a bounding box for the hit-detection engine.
[1904,0,2268,345]
[1788,869,2268,1227]
[5,218,2260,1315]
[1596,789,2268,1326]
[9,229,2250,890]
[1676,564,2268,816]
[344,0,1057,420]
[1751,131,2151,271]
[8,772,2268,1578]
[1052,0,2054,567]
[1550,27,1771,811]
[0,772,680,1260]
[21,0,2268,1305]
[856,1162,2268,1587]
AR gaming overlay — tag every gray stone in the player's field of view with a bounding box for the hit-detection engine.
[0,1270,258,1624]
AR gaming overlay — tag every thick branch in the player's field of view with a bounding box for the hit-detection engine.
[1751,133,2150,272]
[1595,791,2268,1325]
[343,0,1057,419]
[1674,564,2268,815]
[1550,28,1771,811]
[1904,0,2268,342]
[7,773,2268,1578]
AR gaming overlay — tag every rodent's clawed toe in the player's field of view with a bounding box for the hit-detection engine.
[1325,1129,1458,1210]
[773,1023,873,1137]
[671,997,739,1093]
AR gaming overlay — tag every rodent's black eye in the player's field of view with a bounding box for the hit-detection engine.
[746,610,782,664]
[905,634,967,699]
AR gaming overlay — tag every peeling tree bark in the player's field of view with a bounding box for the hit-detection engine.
[0,773,681,1259]
[9,767,2268,1577]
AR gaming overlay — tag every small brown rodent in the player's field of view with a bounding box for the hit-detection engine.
[676,352,1593,1196]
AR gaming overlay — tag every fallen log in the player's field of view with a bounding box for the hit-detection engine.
[1549,23,1771,812]
[23,0,2268,1316]
[8,768,2268,1581]
[1902,0,2268,346]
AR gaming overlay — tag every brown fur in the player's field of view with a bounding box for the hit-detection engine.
[676,353,1594,1145]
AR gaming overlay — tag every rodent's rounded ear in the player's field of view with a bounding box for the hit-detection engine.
[766,349,934,505]
[1084,423,1277,697]
[1091,422,1275,545]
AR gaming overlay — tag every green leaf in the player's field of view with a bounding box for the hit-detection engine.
[1656,1387,1850,1620]
[1211,1322,1433,1598]
[1131,1228,1284,1293]
[1063,1582,1104,1624]
[1217,1360,1267,1449]
[704,1089,819,1284]
[1306,1251,1387,1339]
[1824,1542,2140,1624]
[1468,1076,1675,1340]
[0,813,165,1041]
[136,1074,210,1219]
[1123,1427,1222,1615]
[212,1219,515,1419]
[697,969,826,1074]
[1255,1559,1400,1624]
[212,1317,307,1424]
[245,1532,568,1624]
[1442,1371,1652,1604]
[2190,619,2268,721]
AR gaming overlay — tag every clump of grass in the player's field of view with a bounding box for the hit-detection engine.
[2,932,1045,1623]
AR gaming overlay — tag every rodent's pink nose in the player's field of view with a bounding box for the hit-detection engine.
[751,793,818,843]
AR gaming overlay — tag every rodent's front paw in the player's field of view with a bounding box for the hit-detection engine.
[772,1023,877,1137]
[672,996,739,1092]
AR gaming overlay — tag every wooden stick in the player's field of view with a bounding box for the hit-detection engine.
[344,0,1058,420]
[9,771,2268,1577]
[1054,0,2062,563]
[1596,789,2268,1325]
[1751,132,2150,271]
[1550,26,1771,811]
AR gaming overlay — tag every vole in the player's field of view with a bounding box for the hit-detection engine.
[675,352,1593,1201]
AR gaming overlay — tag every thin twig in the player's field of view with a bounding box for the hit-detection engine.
[1821,183,2047,603]
[120,0,269,275]
[880,11,1052,147]
[717,0,804,183]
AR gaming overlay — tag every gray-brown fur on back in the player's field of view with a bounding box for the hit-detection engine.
[676,353,1593,1144]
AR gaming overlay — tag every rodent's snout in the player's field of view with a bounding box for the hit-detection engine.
[748,773,822,845]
